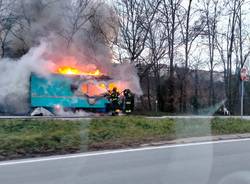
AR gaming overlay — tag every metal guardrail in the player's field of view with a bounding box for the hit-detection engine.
[0,116,93,120]
[0,115,250,120]
[147,116,250,119]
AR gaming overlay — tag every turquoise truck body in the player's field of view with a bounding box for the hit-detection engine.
[30,74,110,112]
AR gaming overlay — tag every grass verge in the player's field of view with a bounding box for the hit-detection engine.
[1,117,250,161]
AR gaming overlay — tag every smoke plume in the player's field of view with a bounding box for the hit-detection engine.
[0,0,142,115]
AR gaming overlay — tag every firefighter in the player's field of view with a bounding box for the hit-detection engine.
[109,87,121,115]
[123,89,134,114]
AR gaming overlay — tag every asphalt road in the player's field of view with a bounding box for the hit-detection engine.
[1,139,250,184]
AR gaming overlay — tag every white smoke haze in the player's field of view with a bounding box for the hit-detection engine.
[0,42,51,114]
[0,0,142,115]
[111,63,143,95]
[55,108,91,117]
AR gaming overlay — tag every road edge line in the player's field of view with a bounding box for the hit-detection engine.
[1,137,250,167]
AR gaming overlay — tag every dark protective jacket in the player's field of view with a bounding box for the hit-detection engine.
[110,91,120,102]
[123,89,134,113]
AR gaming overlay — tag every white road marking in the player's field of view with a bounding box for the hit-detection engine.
[1,138,250,167]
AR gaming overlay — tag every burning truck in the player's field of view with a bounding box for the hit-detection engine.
[30,65,135,116]
[0,0,141,116]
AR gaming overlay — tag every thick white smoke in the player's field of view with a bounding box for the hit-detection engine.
[0,42,51,114]
[0,0,142,115]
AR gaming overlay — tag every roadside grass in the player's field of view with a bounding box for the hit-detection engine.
[0,119,88,160]
[1,117,250,160]
[211,118,250,135]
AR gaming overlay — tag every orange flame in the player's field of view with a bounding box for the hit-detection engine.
[57,66,102,76]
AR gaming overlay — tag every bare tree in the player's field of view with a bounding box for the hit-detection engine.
[233,0,250,69]
[179,0,205,112]
[115,0,159,65]
[190,52,205,114]
[160,0,184,112]
[0,0,20,57]
[114,0,161,110]
[214,0,249,114]
[199,0,220,106]
[145,2,168,111]
[58,0,95,47]
[181,0,193,112]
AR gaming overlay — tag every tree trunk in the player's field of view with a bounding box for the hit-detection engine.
[183,0,193,113]
[193,69,199,114]
[146,74,152,111]
[227,0,237,112]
